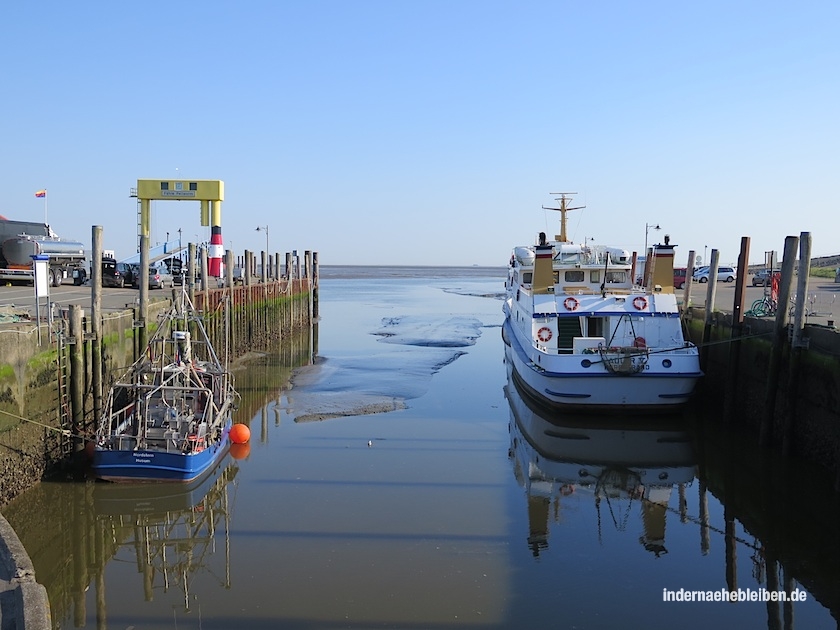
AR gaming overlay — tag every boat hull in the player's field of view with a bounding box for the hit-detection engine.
[503,319,701,412]
[92,419,232,483]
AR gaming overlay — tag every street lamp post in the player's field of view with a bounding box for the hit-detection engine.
[256,225,269,280]
[255,225,269,254]
[644,222,661,258]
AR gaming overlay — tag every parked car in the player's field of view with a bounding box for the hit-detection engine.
[132,265,175,289]
[752,269,780,287]
[693,266,736,283]
[673,267,688,289]
[116,262,139,286]
[101,258,125,288]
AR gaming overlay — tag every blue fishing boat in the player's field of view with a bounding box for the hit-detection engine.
[92,293,239,482]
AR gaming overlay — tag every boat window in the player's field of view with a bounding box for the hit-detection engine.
[587,317,605,337]
[523,272,533,284]
[590,271,600,283]
[605,271,627,283]
[564,270,585,283]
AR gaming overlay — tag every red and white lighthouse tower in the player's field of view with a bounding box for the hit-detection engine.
[208,224,224,277]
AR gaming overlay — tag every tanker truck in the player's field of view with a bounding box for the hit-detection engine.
[0,219,85,287]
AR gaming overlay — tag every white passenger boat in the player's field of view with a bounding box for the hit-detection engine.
[502,194,702,412]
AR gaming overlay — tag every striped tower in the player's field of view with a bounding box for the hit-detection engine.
[208,225,224,277]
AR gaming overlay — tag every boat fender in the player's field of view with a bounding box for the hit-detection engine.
[634,336,647,348]
[536,327,552,343]
[633,296,648,310]
[563,296,580,311]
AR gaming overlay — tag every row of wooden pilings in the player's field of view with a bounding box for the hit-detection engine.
[66,226,318,463]
[679,232,840,491]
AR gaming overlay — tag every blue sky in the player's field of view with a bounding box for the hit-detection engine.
[2,1,837,267]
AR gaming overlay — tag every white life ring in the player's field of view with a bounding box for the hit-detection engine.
[633,296,648,311]
[563,296,580,311]
[537,327,552,343]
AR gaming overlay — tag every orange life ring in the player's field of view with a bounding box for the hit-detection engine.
[560,484,575,496]
[537,327,552,343]
[633,296,648,310]
[633,336,647,348]
[564,296,580,311]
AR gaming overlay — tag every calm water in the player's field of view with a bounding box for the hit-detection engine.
[4,266,838,629]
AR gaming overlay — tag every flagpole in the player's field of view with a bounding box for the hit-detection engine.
[44,191,48,225]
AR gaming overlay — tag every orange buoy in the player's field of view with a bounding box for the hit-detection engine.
[229,442,251,460]
[230,423,251,444]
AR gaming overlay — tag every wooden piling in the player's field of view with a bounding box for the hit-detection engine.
[188,242,197,305]
[723,237,750,423]
[91,226,104,426]
[69,304,85,455]
[700,249,720,368]
[312,251,319,319]
[759,236,798,447]
[782,232,811,456]
[138,235,149,351]
[680,249,695,313]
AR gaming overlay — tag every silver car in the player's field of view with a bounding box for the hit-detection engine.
[693,266,737,283]
[133,265,175,289]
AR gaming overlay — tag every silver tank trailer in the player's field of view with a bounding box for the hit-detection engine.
[2,236,85,266]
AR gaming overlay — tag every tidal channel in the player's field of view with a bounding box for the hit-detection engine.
[3,266,838,629]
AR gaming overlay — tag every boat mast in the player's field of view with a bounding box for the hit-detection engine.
[542,193,586,243]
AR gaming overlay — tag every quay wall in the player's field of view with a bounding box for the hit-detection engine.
[0,278,313,506]
[684,306,840,484]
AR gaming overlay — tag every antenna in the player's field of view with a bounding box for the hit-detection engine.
[542,193,586,242]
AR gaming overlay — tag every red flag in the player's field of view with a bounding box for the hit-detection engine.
[35,190,46,198]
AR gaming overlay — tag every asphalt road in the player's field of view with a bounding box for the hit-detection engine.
[0,282,169,315]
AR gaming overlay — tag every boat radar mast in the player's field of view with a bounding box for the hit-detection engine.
[542,193,586,243]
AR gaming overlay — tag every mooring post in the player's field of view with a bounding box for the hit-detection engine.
[244,250,252,287]
[188,242,197,305]
[723,237,750,423]
[91,226,104,427]
[225,249,234,290]
[139,235,149,352]
[260,250,267,284]
[69,304,85,455]
[700,249,720,368]
[305,249,313,321]
[681,249,695,313]
[312,251,319,319]
[760,236,798,447]
[201,246,210,308]
[782,232,811,456]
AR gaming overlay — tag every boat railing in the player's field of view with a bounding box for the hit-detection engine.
[537,343,699,357]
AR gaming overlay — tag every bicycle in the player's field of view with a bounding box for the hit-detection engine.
[746,295,777,317]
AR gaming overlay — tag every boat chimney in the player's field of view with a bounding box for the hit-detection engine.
[651,235,676,294]
[532,232,554,295]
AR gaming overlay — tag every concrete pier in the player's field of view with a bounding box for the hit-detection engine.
[0,513,50,629]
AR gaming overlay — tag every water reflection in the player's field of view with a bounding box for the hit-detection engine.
[92,462,237,617]
[505,369,695,559]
